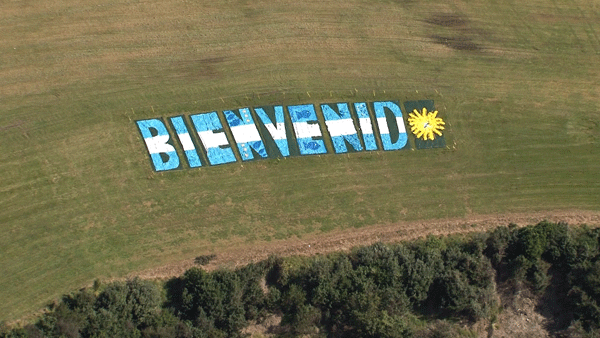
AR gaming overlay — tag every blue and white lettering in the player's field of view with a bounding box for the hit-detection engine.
[321,103,362,153]
[170,116,202,168]
[136,119,180,171]
[254,106,290,157]
[354,102,378,151]
[224,108,268,161]
[288,104,328,155]
[135,99,441,170]
[190,112,237,165]
[373,101,408,151]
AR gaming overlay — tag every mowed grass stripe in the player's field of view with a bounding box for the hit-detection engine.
[1,0,600,322]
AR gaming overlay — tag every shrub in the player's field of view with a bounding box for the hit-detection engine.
[175,268,246,335]
[484,225,513,267]
[194,254,217,266]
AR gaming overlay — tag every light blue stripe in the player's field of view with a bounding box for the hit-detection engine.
[373,101,408,151]
[137,119,180,171]
[184,150,202,168]
[149,152,179,171]
[137,119,169,138]
[224,109,268,161]
[170,116,202,168]
[288,104,327,155]
[321,103,362,153]
[190,112,237,166]
[354,102,377,151]
[254,106,290,157]
[205,147,236,165]
[296,138,327,155]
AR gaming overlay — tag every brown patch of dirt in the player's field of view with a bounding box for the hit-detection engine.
[132,210,600,280]
[241,314,283,338]
[491,287,550,338]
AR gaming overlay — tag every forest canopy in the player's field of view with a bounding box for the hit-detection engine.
[2,221,600,338]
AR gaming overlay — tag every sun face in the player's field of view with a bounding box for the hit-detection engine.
[408,108,445,141]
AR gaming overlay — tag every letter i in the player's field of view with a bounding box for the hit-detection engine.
[170,116,202,168]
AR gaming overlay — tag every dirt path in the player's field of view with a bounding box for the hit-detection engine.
[133,210,600,280]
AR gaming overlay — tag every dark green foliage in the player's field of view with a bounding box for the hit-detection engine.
[569,260,600,331]
[97,278,161,327]
[526,260,551,293]
[504,222,568,262]
[284,303,321,336]
[235,263,269,321]
[568,287,600,331]
[489,222,575,294]
[353,242,400,288]
[424,241,496,320]
[353,310,414,338]
[194,254,217,266]
[40,290,96,337]
[175,268,246,336]
[81,278,162,338]
[4,279,170,338]
[484,222,600,332]
[5,222,600,337]
[572,227,600,264]
[540,222,573,265]
[484,225,514,268]
[508,225,547,262]
[0,325,30,338]
[264,237,496,337]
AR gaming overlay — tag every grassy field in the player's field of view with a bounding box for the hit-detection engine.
[1,0,600,322]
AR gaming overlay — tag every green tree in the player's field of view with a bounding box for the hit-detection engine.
[176,268,246,336]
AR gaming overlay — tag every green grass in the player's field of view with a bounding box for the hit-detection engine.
[1,0,600,322]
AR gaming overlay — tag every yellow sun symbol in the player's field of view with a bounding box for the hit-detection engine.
[408,108,445,141]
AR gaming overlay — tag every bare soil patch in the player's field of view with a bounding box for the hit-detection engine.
[133,210,600,280]
[492,290,550,338]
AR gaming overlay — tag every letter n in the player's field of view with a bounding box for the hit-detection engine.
[223,108,268,161]
[321,103,363,153]
[288,104,328,155]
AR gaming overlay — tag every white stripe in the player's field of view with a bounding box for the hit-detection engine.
[264,122,287,140]
[376,117,407,135]
[144,135,176,154]
[198,130,230,149]
[359,117,373,135]
[325,118,356,137]
[293,121,322,139]
[230,124,262,144]
[177,133,195,151]
[377,117,389,135]
[396,116,406,134]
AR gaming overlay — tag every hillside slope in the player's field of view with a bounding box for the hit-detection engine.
[1,0,599,321]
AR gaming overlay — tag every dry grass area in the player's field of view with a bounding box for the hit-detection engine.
[133,210,600,280]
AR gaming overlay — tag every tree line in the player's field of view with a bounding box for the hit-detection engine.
[2,221,600,337]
